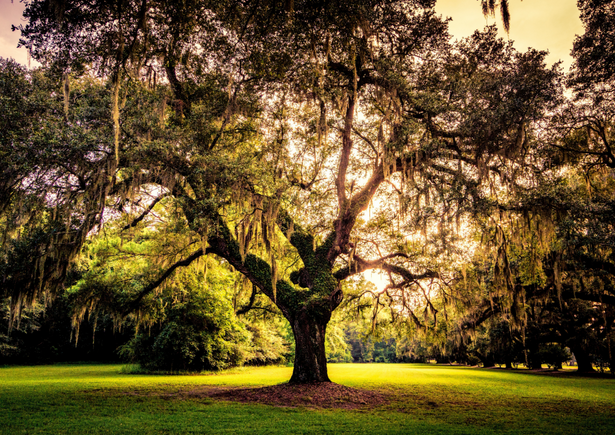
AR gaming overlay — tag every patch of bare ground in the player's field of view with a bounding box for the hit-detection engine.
[187,383,388,410]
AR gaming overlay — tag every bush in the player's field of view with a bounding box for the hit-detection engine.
[244,321,291,366]
[120,282,249,372]
[539,344,571,370]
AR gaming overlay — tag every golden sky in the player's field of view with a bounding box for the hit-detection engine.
[0,0,584,69]
[435,0,584,71]
[0,0,30,65]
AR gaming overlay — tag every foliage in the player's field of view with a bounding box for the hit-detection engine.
[119,284,248,372]
[69,209,290,371]
[538,343,571,370]
[1,0,613,382]
[325,311,353,363]
[0,293,132,365]
[570,0,615,89]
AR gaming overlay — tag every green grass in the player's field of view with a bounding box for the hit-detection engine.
[1,363,614,434]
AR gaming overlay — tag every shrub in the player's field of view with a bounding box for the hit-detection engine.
[120,281,249,372]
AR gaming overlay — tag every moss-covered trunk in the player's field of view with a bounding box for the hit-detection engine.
[288,309,331,384]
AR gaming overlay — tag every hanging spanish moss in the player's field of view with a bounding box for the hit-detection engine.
[112,73,121,165]
[62,72,70,119]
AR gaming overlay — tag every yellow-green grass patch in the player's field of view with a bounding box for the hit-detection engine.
[1,363,614,434]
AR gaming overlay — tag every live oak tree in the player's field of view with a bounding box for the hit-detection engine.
[535,0,615,371]
[394,0,615,374]
[484,0,615,372]
[0,58,111,318]
[3,0,561,382]
[570,0,615,91]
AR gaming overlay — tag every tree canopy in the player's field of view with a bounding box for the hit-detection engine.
[1,0,614,379]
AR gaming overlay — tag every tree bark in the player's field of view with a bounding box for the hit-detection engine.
[527,349,543,370]
[570,344,595,373]
[288,310,331,384]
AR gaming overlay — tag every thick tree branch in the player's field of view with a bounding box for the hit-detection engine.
[334,252,409,280]
[122,194,168,230]
[164,60,191,117]
[200,210,302,317]
[334,253,439,284]
[327,60,353,82]
[573,253,615,277]
[336,94,355,209]
[123,247,206,314]
[328,163,386,263]
[236,284,258,315]
[559,289,615,307]
[277,209,315,262]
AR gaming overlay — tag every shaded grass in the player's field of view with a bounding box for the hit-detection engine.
[1,363,614,434]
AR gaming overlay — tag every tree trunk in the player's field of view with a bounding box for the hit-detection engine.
[477,352,495,368]
[570,345,595,373]
[525,343,542,369]
[609,339,614,376]
[288,310,331,384]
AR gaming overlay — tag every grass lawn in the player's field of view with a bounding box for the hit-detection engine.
[1,363,614,434]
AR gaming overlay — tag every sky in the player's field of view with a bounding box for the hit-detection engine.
[435,0,584,71]
[0,0,31,66]
[0,0,585,70]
